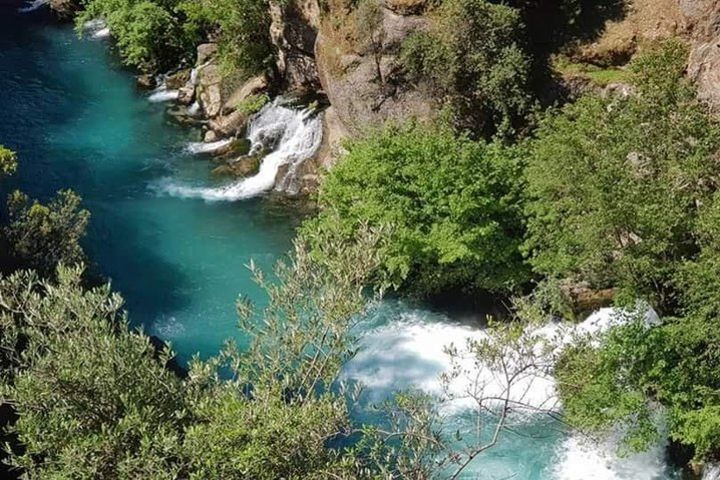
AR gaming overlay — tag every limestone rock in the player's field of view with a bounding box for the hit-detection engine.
[680,0,720,40]
[384,0,428,16]
[269,0,321,93]
[688,39,720,113]
[177,85,195,105]
[314,106,349,171]
[197,64,223,118]
[222,74,270,115]
[166,70,190,90]
[49,0,79,19]
[136,74,156,90]
[196,43,218,66]
[204,130,218,143]
[315,7,436,135]
[209,110,249,137]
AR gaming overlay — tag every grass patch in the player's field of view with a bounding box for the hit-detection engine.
[554,56,631,87]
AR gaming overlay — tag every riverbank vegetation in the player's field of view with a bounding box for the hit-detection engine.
[304,40,720,467]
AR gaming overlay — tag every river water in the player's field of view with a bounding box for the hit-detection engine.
[0,4,680,478]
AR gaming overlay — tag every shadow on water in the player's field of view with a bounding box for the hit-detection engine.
[0,6,195,320]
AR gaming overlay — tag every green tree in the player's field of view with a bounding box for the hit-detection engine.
[0,227,391,479]
[556,311,720,462]
[400,0,532,136]
[0,146,16,178]
[77,0,200,71]
[179,0,272,75]
[0,266,188,479]
[5,189,90,277]
[524,40,720,312]
[304,123,530,296]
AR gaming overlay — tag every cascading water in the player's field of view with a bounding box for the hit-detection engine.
[84,19,110,39]
[160,98,323,201]
[342,302,674,479]
[187,101,201,116]
[148,75,179,103]
[705,465,720,480]
[18,0,49,13]
[185,138,233,154]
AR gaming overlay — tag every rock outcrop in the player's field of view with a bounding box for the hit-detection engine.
[269,0,322,93]
[683,0,720,113]
[314,0,437,135]
[49,0,79,19]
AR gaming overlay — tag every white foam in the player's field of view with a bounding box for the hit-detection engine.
[83,19,110,39]
[18,0,48,12]
[704,464,720,480]
[187,101,201,117]
[92,27,111,39]
[161,98,322,201]
[554,433,669,480]
[342,303,668,479]
[148,86,179,103]
[185,138,233,155]
[147,75,179,103]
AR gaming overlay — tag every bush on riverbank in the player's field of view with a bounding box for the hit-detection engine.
[303,123,531,297]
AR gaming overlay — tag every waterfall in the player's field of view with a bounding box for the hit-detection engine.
[18,0,49,12]
[341,303,670,479]
[185,138,233,155]
[84,19,110,39]
[148,76,179,103]
[187,101,201,117]
[705,465,720,480]
[161,98,322,201]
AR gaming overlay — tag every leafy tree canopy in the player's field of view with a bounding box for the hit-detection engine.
[524,40,720,312]
[304,123,530,296]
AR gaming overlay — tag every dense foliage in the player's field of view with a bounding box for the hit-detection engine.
[557,311,720,461]
[0,146,16,178]
[400,0,532,136]
[180,0,272,75]
[524,41,720,312]
[76,0,271,74]
[304,124,530,296]
[77,0,201,71]
[541,42,720,464]
[4,190,90,278]
[0,231,381,478]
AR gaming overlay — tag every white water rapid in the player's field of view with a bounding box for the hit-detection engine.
[18,0,49,13]
[187,101,201,116]
[148,76,179,103]
[161,98,322,201]
[185,138,233,155]
[84,19,110,39]
[704,464,720,480]
[342,302,671,479]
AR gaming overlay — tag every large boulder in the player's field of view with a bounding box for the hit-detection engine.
[680,0,720,40]
[682,0,720,112]
[688,40,720,113]
[222,74,269,115]
[197,64,223,118]
[50,0,80,19]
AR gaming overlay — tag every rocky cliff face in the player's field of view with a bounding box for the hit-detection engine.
[683,0,720,113]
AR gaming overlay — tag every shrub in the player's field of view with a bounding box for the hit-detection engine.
[304,123,530,296]
[524,41,720,311]
[400,0,532,137]
[5,189,90,278]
